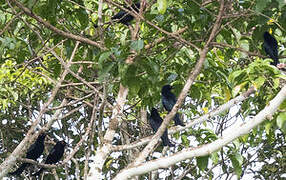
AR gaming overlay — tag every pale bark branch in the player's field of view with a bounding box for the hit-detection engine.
[0,41,80,178]
[87,84,129,179]
[111,87,255,152]
[115,1,225,175]
[0,58,69,179]
[114,85,286,178]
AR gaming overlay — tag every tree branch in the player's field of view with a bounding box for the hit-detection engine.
[114,84,286,178]
[87,84,129,179]
[111,86,255,152]
[114,2,225,175]
[8,0,104,50]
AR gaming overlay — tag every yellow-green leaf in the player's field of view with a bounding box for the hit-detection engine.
[253,76,265,89]
[158,0,167,14]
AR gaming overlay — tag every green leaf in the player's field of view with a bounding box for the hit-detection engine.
[232,82,247,97]
[130,40,144,52]
[253,76,265,89]
[181,134,189,146]
[157,0,167,14]
[197,156,209,171]
[265,121,272,135]
[239,134,249,143]
[233,139,240,149]
[105,159,113,168]
[76,9,89,28]
[120,29,129,46]
[255,0,271,12]
[10,90,18,101]
[211,152,219,164]
[277,112,286,133]
[98,62,115,82]
[99,51,112,68]
[273,78,280,89]
[230,152,243,177]
[279,100,286,110]
[277,0,285,9]
[229,70,244,84]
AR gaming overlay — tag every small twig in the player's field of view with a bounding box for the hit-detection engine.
[8,0,104,49]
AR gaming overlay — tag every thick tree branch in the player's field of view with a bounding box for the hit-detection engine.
[87,10,143,176]
[115,1,225,174]
[0,60,69,179]
[0,40,80,178]
[111,86,255,151]
[87,84,129,179]
[114,84,286,178]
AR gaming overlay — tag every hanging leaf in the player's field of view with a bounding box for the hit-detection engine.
[130,40,144,52]
[197,156,209,171]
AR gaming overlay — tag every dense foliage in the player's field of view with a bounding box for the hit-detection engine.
[0,0,285,179]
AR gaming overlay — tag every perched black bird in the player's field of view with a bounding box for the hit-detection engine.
[148,108,175,147]
[111,3,140,25]
[263,31,279,66]
[94,2,140,28]
[34,140,67,176]
[161,85,185,126]
[9,133,46,176]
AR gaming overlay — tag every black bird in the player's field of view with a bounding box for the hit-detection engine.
[9,133,46,176]
[94,2,140,28]
[148,108,175,147]
[263,31,279,66]
[34,140,67,176]
[111,3,140,25]
[161,85,185,126]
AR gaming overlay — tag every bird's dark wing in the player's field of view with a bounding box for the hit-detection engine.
[34,141,65,176]
[44,146,58,164]
[9,135,45,176]
[161,130,175,147]
[34,148,57,176]
[149,116,175,147]
[27,142,37,152]
[111,11,126,20]
[162,96,185,126]
[25,143,37,158]
[169,92,177,103]
[271,45,279,65]
[149,110,175,147]
[264,43,278,65]
[148,116,161,132]
[26,134,46,160]
[162,96,175,112]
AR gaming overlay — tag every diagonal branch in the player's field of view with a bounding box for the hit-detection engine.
[0,44,75,179]
[111,87,255,151]
[113,84,286,178]
[0,39,81,178]
[105,0,199,51]
[118,0,225,171]
[8,0,104,50]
